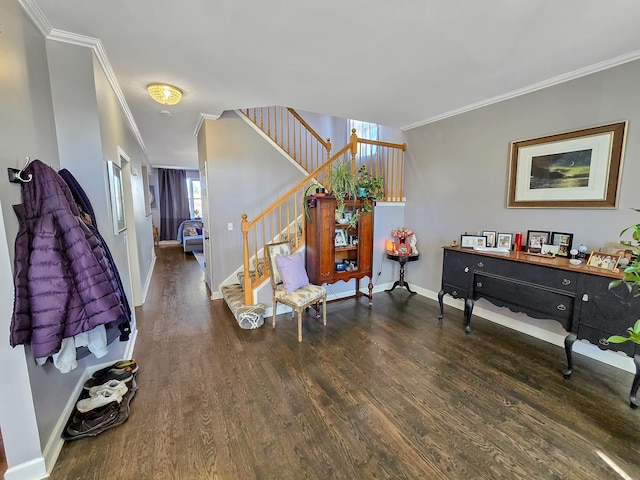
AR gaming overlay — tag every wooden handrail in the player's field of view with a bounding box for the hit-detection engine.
[357,137,407,151]
[287,108,331,151]
[243,142,352,231]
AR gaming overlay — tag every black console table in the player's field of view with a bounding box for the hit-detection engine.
[438,246,640,408]
[385,252,419,293]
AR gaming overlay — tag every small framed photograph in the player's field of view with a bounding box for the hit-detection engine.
[526,230,551,253]
[587,251,621,270]
[342,211,353,224]
[496,233,513,249]
[349,235,358,246]
[550,232,574,258]
[334,228,348,247]
[482,231,497,248]
[461,235,487,248]
[541,244,560,257]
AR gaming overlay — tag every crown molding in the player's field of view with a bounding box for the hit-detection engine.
[402,48,640,131]
[19,2,152,168]
[193,112,222,137]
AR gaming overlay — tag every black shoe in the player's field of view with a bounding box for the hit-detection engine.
[90,359,138,379]
[64,403,119,439]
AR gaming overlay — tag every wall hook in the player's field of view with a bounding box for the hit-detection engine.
[8,157,33,184]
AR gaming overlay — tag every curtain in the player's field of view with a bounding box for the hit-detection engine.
[159,168,190,241]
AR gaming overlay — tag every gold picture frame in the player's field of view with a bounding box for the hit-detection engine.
[507,122,627,208]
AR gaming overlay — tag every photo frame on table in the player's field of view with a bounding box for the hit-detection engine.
[507,122,627,209]
[461,235,487,248]
[482,231,496,248]
[587,251,621,270]
[526,230,550,253]
[334,228,348,247]
[550,232,574,258]
[107,161,126,234]
[496,233,513,250]
[540,244,560,257]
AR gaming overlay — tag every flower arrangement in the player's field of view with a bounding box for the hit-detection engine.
[391,227,413,239]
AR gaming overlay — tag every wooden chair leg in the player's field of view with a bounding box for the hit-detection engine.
[322,299,327,326]
[272,299,277,329]
[297,309,303,342]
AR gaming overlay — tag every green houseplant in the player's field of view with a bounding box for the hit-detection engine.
[329,161,359,225]
[356,165,384,212]
[606,208,640,345]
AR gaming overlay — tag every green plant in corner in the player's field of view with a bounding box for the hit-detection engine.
[356,165,384,213]
[606,208,640,345]
[329,160,358,219]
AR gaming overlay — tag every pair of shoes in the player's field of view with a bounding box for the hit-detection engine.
[76,388,124,413]
[90,359,138,379]
[88,379,128,398]
[83,360,138,390]
[64,402,119,439]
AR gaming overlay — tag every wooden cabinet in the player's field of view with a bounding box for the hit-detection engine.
[438,247,640,407]
[305,196,374,303]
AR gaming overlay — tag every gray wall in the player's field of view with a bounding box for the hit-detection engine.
[403,58,640,338]
[0,1,56,474]
[0,1,154,474]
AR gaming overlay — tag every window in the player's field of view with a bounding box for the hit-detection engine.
[188,179,201,219]
[349,119,379,157]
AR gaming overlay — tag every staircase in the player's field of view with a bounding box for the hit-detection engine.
[227,107,407,310]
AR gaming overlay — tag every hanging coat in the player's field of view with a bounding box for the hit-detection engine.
[10,160,127,358]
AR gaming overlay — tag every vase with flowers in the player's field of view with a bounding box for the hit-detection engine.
[391,227,414,255]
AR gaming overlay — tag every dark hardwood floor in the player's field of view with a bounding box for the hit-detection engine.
[49,245,640,479]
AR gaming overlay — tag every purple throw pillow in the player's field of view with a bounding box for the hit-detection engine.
[275,252,310,294]
[195,227,202,235]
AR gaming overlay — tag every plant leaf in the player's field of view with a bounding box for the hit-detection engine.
[606,335,631,344]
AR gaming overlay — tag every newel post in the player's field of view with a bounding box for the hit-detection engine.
[241,214,253,306]
[326,138,332,161]
[350,128,358,175]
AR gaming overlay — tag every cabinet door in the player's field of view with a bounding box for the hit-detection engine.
[442,249,471,297]
[577,275,640,356]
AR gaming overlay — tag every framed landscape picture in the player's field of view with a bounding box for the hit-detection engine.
[507,122,627,208]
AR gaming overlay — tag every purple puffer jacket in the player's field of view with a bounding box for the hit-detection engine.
[10,160,126,358]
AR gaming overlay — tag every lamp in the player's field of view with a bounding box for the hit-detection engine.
[147,83,182,105]
[386,239,395,252]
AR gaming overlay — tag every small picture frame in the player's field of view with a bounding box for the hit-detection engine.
[334,228,348,247]
[482,231,497,248]
[342,211,353,224]
[587,251,621,270]
[461,235,487,248]
[349,235,358,246]
[550,232,573,258]
[496,233,513,249]
[540,244,560,257]
[526,230,551,253]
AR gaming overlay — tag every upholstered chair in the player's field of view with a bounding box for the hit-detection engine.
[265,241,327,342]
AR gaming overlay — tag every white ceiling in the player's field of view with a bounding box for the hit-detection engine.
[25,0,640,170]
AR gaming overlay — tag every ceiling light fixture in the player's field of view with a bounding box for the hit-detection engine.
[147,83,183,105]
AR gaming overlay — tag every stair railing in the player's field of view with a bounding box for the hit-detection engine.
[241,141,355,305]
[241,107,332,174]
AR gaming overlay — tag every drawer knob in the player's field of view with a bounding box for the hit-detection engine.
[562,279,571,286]
[582,294,589,302]
[477,262,484,268]
[476,282,483,288]
[556,304,567,311]
[452,290,458,296]
[464,267,469,273]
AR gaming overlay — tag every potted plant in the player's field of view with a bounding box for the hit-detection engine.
[605,208,640,345]
[328,160,358,221]
[356,165,384,212]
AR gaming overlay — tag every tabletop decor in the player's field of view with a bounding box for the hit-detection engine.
[391,227,413,244]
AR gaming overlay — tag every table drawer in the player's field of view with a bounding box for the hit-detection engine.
[442,283,467,299]
[472,256,578,293]
[474,274,574,330]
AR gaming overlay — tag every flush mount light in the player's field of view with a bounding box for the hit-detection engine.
[147,83,182,105]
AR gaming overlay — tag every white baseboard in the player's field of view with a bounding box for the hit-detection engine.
[419,287,635,374]
[4,457,47,480]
